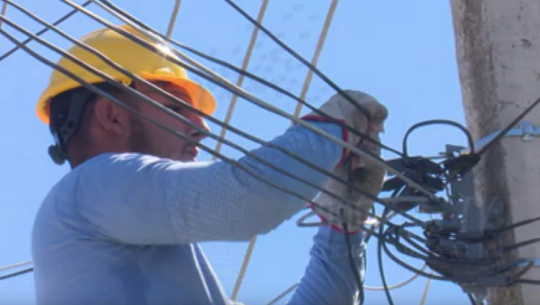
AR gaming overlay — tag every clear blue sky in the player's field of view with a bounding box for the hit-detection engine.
[0,0,472,304]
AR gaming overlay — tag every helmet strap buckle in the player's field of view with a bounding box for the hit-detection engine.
[49,89,95,166]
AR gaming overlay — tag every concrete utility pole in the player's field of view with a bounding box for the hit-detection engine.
[450,1,540,305]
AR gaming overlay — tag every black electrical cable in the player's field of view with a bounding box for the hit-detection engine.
[381,227,449,281]
[221,0,372,121]
[467,293,477,305]
[388,225,540,285]
[514,278,540,285]
[402,119,475,157]
[476,94,540,156]
[0,267,33,281]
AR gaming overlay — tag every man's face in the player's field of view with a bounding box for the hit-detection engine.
[124,81,209,162]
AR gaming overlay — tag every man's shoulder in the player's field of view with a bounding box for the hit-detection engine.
[74,152,173,174]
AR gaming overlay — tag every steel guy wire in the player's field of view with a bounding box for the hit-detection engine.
[91,0,405,158]
[210,0,268,164]
[0,260,32,273]
[0,1,427,233]
[165,0,181,38]
[0,0,6,29]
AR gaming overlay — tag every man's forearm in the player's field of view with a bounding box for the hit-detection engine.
[287,227,365,305]
[166,122,345,241]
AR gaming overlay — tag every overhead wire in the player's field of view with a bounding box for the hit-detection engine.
[0,268,33,281]
[0,260,33,281]
[165,0,181,38]
[0,0,6,30]
[211,0,268,161]
[0,260,32,273]
[475,94,540,156]
[417,271,434,305]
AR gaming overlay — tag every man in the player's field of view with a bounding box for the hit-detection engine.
[32,24,388,305]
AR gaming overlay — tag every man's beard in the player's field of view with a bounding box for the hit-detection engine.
[127,117,156,157]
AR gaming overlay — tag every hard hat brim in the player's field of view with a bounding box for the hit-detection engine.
[36,77,216,125]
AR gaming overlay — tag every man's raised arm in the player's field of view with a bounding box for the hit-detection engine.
[72,121,343,245]
[70,90,386,245]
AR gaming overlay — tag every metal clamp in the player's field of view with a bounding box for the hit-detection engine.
[462,122,540,154]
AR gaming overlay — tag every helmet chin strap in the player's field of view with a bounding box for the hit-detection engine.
[48,89,96,166]
[48,82,138,166]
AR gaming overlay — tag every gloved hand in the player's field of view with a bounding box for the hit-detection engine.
[309,130,386,233]
[302,90,388,233]
[301,90,388,167]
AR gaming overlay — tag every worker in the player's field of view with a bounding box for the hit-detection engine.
[31,24,388,305]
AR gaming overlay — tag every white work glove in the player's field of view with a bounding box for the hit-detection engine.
[301,90,388,233]
[311,131,386,233]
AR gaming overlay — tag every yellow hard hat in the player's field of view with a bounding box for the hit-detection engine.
[36,24,216,125]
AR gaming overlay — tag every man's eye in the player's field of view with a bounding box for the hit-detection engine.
[166,105,183,114]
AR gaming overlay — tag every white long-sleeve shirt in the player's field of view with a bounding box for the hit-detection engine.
[32,122,366,305]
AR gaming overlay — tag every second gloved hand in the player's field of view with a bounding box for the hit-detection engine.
[301,90,388,166]
[309,115,387,233]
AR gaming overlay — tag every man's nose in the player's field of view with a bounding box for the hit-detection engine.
[187,114,210,141]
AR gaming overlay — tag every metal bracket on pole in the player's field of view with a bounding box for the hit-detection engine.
[461,122,540,154]
[446,144,489,301]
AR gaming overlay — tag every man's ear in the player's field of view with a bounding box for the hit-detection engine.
[92,98,128,135]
